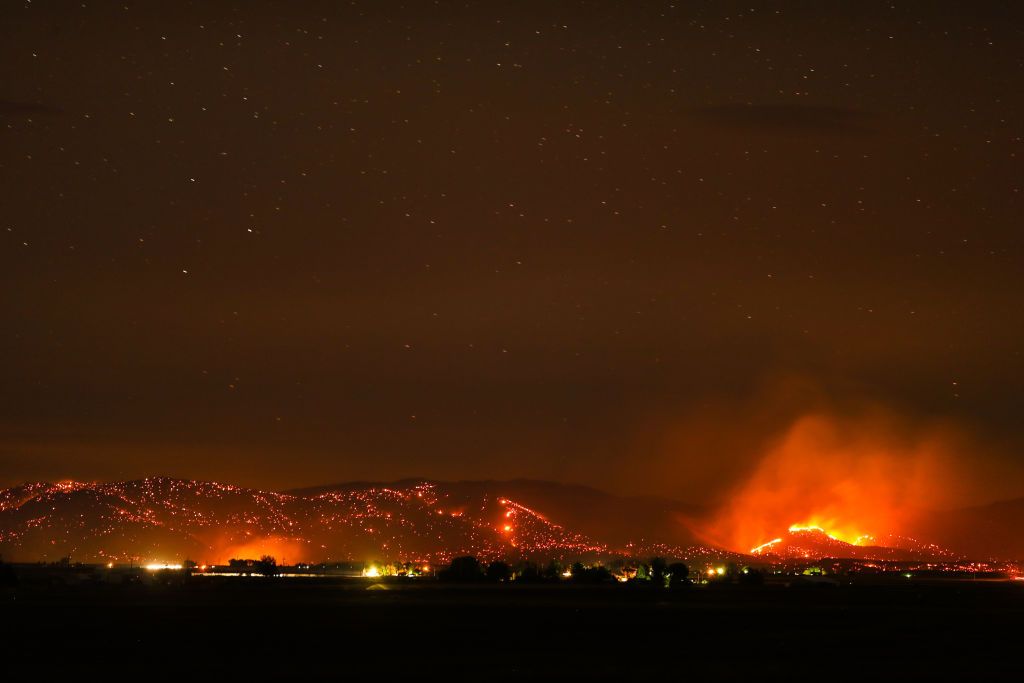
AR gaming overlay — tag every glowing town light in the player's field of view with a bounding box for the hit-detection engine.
[362,565,381,578]
[144,563,183,571]
[716,567,725,576]
[503,524,513,532]
[106,562,114,569]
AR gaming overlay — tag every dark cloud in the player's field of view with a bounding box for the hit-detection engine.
[685,104,872,133]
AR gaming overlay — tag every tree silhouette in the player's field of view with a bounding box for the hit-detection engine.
[667,562,690,589]
[516,562,542,583]
[439,555,484,582]
[486,561,512,582]
[739,566,765,585]
[257,555,278,577]
[650,557,668,588]
[570,563,613,583]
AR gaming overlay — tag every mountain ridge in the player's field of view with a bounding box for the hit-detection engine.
[2,476,1021,563]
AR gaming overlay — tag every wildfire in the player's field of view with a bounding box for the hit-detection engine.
[750,522,877,554]
[749,538,782,554]
[786,522,874,546]
[699,412,960,554]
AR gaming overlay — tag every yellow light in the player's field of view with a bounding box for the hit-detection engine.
[144,563,183,571]
[106,562,114,569]
[503,524,512,532]
[362,565,381,578]
[716,567,725,576]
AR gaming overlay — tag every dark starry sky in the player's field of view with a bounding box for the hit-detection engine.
[2,1,1022,500]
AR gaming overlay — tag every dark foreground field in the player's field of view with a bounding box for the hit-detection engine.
[3,577,1021,680]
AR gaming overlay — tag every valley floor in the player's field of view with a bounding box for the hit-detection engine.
[3,577,1021,680]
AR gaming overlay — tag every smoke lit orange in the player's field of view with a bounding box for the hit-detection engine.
[700,411,963,554]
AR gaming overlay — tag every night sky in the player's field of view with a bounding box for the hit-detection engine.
[2,1,1022,503]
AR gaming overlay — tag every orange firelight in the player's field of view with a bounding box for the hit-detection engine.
[699,412,960,554]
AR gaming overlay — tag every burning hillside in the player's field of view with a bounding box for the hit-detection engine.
[748,525,962,562]
[1,474,1017,567]
[0,477,719,565]
[697,412,972,555]
[0,478,622,564]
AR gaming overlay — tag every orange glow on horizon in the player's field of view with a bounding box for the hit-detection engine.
[215,536,306,565]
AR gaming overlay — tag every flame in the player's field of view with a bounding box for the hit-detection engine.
[702,412,961,554]
[750,538,782,554]
[787,522,865,544]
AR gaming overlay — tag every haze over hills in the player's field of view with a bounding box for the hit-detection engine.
[907,497,1024,562]
[0,477,1020,565]
[289,478,708,548]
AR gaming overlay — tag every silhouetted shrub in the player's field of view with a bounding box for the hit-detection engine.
[739,566,765,585]
[515,562,543,583]
[486,561,512,582]
[257,555,278,577]
[570,563,614,584]
[650,557,668,588]
[439,556,485,582]
[667,562,690,589]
